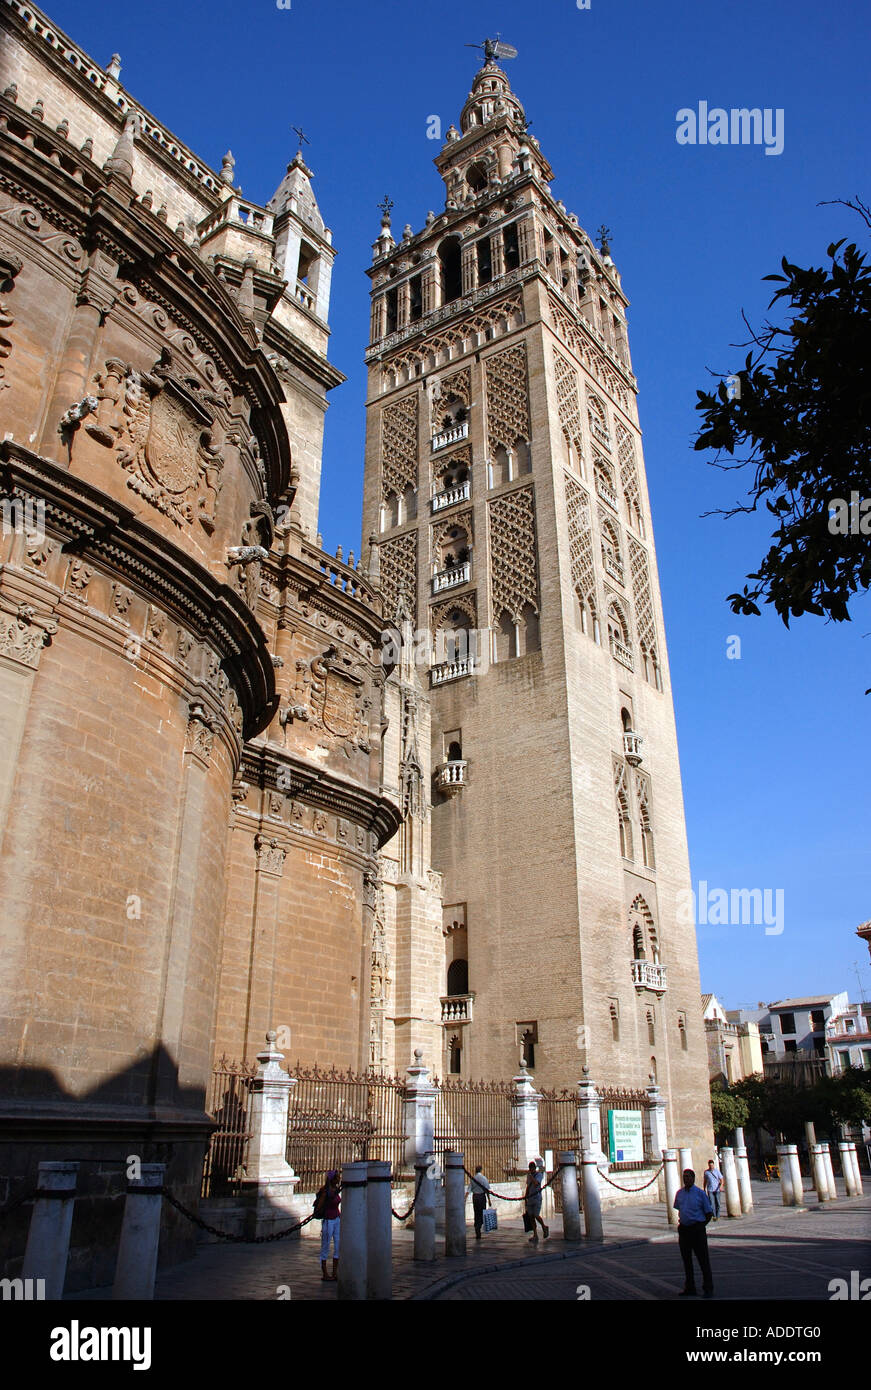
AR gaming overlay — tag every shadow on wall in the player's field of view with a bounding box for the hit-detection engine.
[0,1048,213,1293]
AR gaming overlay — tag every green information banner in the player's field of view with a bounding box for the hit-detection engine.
[607,1108,644,1163]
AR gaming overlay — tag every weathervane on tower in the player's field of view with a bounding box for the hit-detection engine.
[465,35,518,64]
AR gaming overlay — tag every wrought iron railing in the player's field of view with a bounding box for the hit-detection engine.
[285,1065,406,1193]
[432,1076,516,1181]
[201,1057,257,1198]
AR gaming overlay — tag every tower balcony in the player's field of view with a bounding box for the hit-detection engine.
[632,960,667,994]
[433,561,470,594]
[590,419,613,451]
[431,656,477,686]
[441,993,475,1024]
[436,759,467,795]
[431,421,469,453]
[294,279,316,313]
[604,554,624,583]
[431,480,471,513]
[610,636,634,671]
[622,731,643,766]
[596,476,619,511]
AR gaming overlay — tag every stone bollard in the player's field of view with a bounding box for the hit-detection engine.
[810,1143,830,1203]
[663,1149,680,1226]
[22,1161,79,1300]
[720,1147,742,1218]
[413,1155,436,1262]
[679,1146,693,1177]
[838,1143,857,1198]
[735,1145,754,1213]
[366,1160,392,1301]
[112,1163,165,1300]
[559,1151,582,1242]
[821,1142,837,1200]
[337,1161,368,1300]
[581,1149,603,1241]
[776,1144,795,1205]
[443,1151,466,1258]
[845,1141,863,1196]
[787,1144,805,1206]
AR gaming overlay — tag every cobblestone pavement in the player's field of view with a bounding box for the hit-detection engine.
[69,1180,870,1302]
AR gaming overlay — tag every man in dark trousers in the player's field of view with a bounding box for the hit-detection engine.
[673,1167,714,1297]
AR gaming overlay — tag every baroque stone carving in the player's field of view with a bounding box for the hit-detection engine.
[288,644,371,754]
[86,350,225,531]
[0,604,58,668]
[186,702,215,764]
[487,486,538,622]
[254,834,286,876]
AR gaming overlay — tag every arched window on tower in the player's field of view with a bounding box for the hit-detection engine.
[439,236,462,304]
[449,1034,462,1074]
[520,602,540,655]
[489,445,510,489]
[446,958,469,996]
[647,1010,656,1047]
[493,609,516,663]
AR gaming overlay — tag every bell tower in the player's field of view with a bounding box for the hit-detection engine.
[362,50,713,1158]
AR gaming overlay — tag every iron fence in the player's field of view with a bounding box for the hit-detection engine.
[201,1057,256,1198]
[285,1065,406,1193]
[433,1076,516,1181]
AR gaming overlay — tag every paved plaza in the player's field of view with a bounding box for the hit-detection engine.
[68,1179,871,1303]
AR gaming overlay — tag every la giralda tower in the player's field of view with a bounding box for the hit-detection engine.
[362,48,713,1158]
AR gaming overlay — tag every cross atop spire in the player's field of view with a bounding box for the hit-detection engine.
[292,125,310,154]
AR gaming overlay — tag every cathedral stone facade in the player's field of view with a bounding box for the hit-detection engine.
[362,58,714,1158]
[0,1,712,1286]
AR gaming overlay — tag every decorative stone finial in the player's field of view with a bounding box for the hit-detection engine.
[414,1048,423,1064]
[220,150,235,185]
[106,54,122,80]
[56,119,69,139]
[266,1029,277,1045]
[403,223,413,241]
[3,84,18,103]
[582,1065,590,1078]
[31,99,44,121]
[81,136,93,159]
[103,111,138,183]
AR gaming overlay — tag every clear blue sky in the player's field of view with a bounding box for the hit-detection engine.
[48,0,871,1010]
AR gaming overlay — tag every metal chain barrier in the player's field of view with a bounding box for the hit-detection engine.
[599,1162,664,1193]
[390,1169,423,1221]
[462,1164,565,1202]
[159,1187,317,1244]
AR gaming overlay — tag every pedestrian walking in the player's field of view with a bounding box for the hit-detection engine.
[467,1165,492,1239]
[704,1157,723,1221]
[674,1168,714,1298]
[314,1169,341,1281]
[524,1160,549,1243]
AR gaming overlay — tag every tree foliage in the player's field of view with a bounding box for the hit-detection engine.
[727,1068,871,1141]
[709,1082,749,1142]
[693,200,871,640]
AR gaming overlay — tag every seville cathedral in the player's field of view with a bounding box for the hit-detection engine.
[0,3,713,1263]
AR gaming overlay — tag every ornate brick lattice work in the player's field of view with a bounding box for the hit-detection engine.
[383,294,523,385]
[614,756,633,860]
[554,350,583,461]
[430,591,477,633]
[381,394,418,501]
[586,390,610,448]
[379,530,417,622]
[431,510,473,556]
[628,536,656,660]
[488,486,538,621]
[433,444,471,485]
[615,420,643,532]
[485,343,531,454]
[565,473,597,622]
[430,366,471,431]
[547,295,631,410]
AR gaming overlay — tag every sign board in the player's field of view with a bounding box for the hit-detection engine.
[544,1149,554,1173]
[607,1109,644,1163]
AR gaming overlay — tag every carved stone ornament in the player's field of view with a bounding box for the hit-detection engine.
[304,644,371,752]
[185,701,215,764]
[255,834,286,876]
[87,350,225,531]
[0,603,58,668]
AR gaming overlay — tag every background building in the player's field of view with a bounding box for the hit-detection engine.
[702,994,762,1086]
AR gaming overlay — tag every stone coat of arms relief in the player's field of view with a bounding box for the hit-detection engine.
[282,642,372,758]
[84,349,225,532]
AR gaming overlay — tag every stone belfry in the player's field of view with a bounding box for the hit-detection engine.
[362,51,713,1155]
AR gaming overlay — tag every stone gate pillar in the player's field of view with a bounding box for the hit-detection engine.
[240,1031,299,1239]
[403,1049,437,1169]
[513,1062,542,1170]
[577,1069,603,1164]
